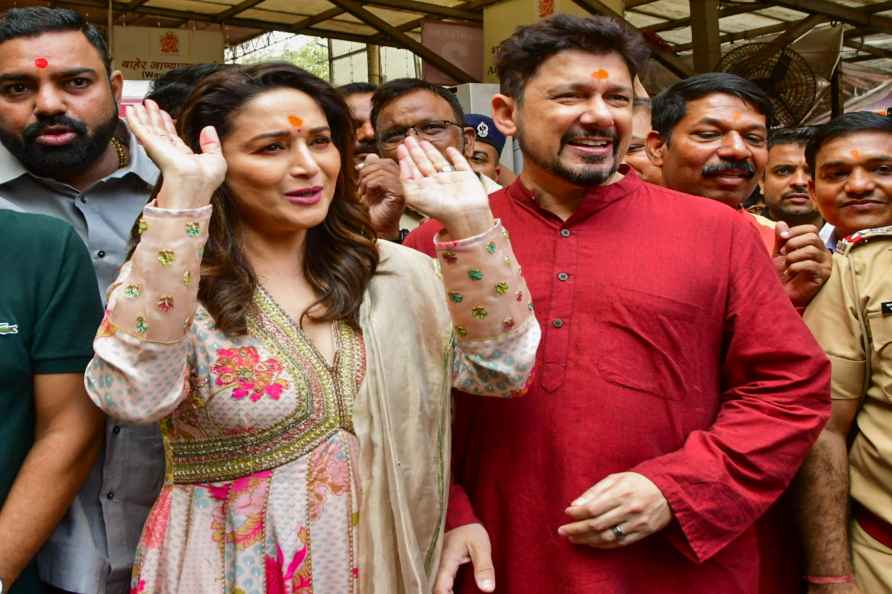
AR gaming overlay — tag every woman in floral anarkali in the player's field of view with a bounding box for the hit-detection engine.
[84,63,539,594]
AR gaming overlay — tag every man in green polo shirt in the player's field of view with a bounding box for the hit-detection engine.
[0,209,104,594]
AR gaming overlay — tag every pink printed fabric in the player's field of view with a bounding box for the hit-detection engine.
[131,435,360,594]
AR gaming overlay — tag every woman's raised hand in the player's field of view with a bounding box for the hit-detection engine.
[398,137,494,240]
[126,99,227,209]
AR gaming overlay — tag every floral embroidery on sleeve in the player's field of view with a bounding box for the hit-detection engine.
[211,346,289,402]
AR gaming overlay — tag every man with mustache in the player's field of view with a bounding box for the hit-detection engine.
[760,127,824,229]
[0,8,159,594]
[800,112,892,594]
[337,81,378,167]
[646,73,831,309]
[646,73,833,594]
[404,15,830,594]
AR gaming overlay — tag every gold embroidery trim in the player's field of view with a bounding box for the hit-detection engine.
[164,290,364,484]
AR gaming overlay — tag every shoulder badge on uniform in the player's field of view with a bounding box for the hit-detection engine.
[835,225,892,254]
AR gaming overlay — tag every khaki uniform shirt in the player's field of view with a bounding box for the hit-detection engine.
[803,225,892,524]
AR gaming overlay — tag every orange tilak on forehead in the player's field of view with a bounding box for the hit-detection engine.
[287,115,303,128]
[34,57,48,69]
[851,149,861,160]
[593,69,609,80]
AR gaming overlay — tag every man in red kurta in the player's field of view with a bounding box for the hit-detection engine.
[645,73,833,593]
[646,72,831,309]
[405,15,831,594]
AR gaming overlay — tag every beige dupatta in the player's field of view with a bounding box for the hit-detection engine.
[353,240,455,594]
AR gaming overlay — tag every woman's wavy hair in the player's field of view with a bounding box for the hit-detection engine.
[173,62,378,335]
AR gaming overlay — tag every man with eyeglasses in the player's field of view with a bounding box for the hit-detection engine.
[362,78,500,241]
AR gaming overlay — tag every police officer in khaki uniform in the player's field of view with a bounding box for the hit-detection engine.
[799,112,892,594]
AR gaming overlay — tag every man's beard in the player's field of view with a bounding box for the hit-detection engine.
[0,107,120,179]
[516,121,621,186]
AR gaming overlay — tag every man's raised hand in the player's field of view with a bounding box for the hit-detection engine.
[773,222,832,308]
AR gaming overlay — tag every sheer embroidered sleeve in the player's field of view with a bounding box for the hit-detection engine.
[85,202,211,423]
[435,221,540,397]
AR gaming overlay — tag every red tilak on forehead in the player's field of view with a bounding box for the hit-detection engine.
[34,57,48,69]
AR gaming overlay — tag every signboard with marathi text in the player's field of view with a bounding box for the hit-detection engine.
[112,26,224,81]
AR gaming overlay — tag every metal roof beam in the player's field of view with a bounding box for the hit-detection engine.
[461,0,505,9]
[59,0,391,46]
[843,41,892,62]
[570,0,694,78]
[673,22,789,52]
[293,8,346,28]
[218,5,343,26]
[365,0,489,43]
[215,0,265,22]
[865,0,892,13]
[642,3,769,33]
[327,0,478,82]
[770,0,892,31]
[213,0,480,25]
[752,13,828,59]
[360,0,481,21]
[690,0,720,73]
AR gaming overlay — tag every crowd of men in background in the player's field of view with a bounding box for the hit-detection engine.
[0,5,890,594]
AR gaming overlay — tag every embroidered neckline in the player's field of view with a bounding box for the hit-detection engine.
[162,290,365,484]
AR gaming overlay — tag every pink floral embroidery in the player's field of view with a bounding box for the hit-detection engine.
[211,346,289,402]
[130,580,146,594]
[265,529,313,594]
[208,470,272,550]
[141,487,172,549]
[307,440,350,520]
